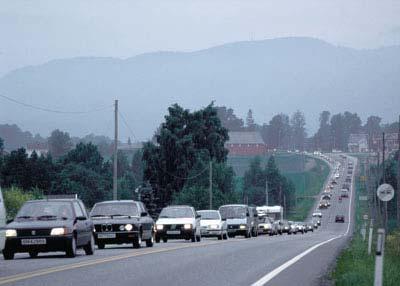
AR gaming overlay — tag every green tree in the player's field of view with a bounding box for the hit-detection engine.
[48,129,73,158]
[315,111,331,151]
[3,187,42,219]
[131,149,144,184]
[246,109,256,131]
[143,103,229,207]
[216,106,244,131]
[290,110,307,151]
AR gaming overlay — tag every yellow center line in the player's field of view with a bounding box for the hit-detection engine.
[0,240,237,285]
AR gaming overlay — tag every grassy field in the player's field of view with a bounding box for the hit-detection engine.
[230,153,330,221]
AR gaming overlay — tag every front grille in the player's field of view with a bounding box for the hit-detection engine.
[228,224,240,230]
[17,229,51,237]
[94,223,138,232]
[163,224,184,231]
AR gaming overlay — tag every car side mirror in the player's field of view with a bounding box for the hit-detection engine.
[254,214,258,218]
[246,213,250,217]
[6,219,13,224]
[76,216,87,221]
[221,218,226,221]
[141,212,148,217]
[196,215,201,219]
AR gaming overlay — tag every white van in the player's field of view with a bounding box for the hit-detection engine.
[0,187,6,251]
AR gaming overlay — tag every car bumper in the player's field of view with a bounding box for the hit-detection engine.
[94,231,139,245]
[227,229,248,236]
[258,228,272,234]
[200,229,222,237]
[156,229,194,240]
[4,235,73,253]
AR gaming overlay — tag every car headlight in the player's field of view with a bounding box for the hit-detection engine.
[209,224,220,230]
[184,224,192,230]
[125,224,133,231]
[6,229,17,237]
[50,228,67,236]
[156,224,164,230]
[239,225,246,230]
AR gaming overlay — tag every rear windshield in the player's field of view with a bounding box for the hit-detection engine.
[219,206,247,219]
[91,203,139,217]
[159,207,194,218]
[198,211,220,220]
[16,201,74,220]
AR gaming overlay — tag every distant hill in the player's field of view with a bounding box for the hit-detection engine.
[0,37,399,140]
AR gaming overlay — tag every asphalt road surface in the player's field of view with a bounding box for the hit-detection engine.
[0,155,356,286]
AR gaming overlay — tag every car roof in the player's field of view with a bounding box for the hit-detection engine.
[165,205,193,208]
[198,210,219,213]
[26,199,77,203]
[95,200,138,204]
[219,204,247,207]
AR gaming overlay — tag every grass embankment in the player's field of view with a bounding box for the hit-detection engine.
[230,153,330,221]
[331,158,400,286]
[285,157,330,221]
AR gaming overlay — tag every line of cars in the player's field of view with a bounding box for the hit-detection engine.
[1,199,323,260]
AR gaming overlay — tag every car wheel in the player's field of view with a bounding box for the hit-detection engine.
[196,234,201,242]
[162,237,168,243]
[191,231,196,242]
[245,230,250,238]
[84,234,95,255]
[223,233,228,240]
[146,232,155,247]
[97,242,105,249]
[218,235,222,240]
[155,235,161,243]
[66,236,77,258]
[3,249,14,260]
[133,233,142,249]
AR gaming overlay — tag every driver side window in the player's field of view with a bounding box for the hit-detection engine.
[73,202,84,218]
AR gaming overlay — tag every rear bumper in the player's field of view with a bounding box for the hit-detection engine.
[4,235,73,253]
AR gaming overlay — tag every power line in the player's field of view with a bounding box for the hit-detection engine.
[0,93,113,114]
[118,110,138,142]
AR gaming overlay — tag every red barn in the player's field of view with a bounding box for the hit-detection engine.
[225,131,267,156]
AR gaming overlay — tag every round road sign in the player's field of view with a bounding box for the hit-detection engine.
[377,184,395,202]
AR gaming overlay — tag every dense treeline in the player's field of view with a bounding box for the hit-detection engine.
[216,106,397,152]
[242,156,296,209]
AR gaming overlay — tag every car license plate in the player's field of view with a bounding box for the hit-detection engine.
[21,238,46,245]
[166,230,180,235]
[98,233,116,239]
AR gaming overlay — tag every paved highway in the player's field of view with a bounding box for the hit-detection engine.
[0,155,356,286]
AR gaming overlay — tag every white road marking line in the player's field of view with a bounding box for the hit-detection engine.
[251,156,356,286]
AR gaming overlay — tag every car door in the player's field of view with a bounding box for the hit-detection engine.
[0,188,6,251]
[78,200,93,242]
[138,203,152,240]
[72,201,87,246]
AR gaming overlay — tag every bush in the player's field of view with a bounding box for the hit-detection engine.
[3,186,43,219]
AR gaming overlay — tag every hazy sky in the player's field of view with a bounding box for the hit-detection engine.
[1,0,400,76]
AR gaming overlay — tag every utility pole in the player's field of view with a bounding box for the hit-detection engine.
[265,179,269,206]
[382,132,387,230]
[113,99,118,200]
[209,160,213,209]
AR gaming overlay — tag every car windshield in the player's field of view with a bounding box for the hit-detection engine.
[198,211,220,220]
[159,207,194,218]
[16,201,73,220]
[259,217,272,223]
[91,203,139,217]
[219,206,247,219]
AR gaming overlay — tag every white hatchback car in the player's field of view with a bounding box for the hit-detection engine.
[155,206,201,243]
[198,210,228,240]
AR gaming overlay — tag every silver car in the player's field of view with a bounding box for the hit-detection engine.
[198,210,228,240]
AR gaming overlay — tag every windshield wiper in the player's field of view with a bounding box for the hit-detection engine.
[37,215,57,220]
[111,214,132,218]
[16,215,34,220]
[91,215,111,218]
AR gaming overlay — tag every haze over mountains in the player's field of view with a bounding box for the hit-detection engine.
[0,37,399,141]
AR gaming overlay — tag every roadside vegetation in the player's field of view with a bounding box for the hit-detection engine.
[331,153,400,286]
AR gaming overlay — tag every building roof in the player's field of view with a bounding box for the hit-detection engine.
[226,131,265,145]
